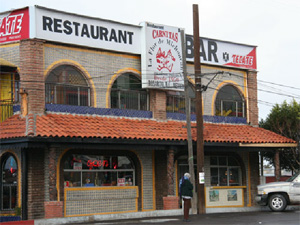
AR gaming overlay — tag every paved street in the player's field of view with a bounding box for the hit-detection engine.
[78,210,300,225]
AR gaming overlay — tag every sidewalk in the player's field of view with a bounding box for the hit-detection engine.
[2,206,299,225]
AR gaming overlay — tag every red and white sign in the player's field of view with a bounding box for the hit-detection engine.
[0,8,30,44]
[141,22,184,91]
[117,178,125,186]
[185,35,257,70]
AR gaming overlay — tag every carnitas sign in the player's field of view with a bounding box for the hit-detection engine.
[185,35,257,70]
[141,22,184,91]
[0,8,29,43]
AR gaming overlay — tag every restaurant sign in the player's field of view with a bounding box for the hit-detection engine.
[141,22,184,91]
[0,7,30,44]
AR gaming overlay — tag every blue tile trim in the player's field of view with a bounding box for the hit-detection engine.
[166,112,247,124]
[45,104,153,119]
[13,104,20,113]
[13,104,247,124]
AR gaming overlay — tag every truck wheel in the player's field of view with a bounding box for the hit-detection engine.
[268,194,287,212]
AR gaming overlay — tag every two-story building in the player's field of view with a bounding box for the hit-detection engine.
[0,6,296,221]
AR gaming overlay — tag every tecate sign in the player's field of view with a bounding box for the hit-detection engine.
[186,35,257,70]
[0,8,29,43]
[35,7,141,54]
[141,22,184,91]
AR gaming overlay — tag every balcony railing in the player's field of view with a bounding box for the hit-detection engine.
[0,100,14,122]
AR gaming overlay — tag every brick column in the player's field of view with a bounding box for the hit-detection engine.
[49,147,57,201]
[19,39,45,115]
[44,147,63,218]
[247,71,258,126]
[163,148,179,210]
[150,90,167,120]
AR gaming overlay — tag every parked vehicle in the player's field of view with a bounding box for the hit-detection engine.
[255,172,300,212]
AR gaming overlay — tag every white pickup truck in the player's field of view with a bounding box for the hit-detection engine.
[255,172,300,212]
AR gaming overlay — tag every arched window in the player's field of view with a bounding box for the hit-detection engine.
[166,84,195,114]
[215,85,245,117]
[63,154,135,187]
[210,156,241,186]
[111,73,148,110]
[1,154,18,210]
[45,65,90,106]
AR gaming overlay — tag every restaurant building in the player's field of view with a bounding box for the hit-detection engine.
[0,6,296,221]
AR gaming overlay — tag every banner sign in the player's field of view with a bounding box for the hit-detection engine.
[0,7,30,44]
[141,22,184,91]
[186,35,257,70]
[35,7,141,54]
[0,6,256,71]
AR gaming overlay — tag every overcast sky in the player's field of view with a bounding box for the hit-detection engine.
[1,0,299,120]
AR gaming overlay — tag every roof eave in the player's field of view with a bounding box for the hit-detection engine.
[239,143,297,148]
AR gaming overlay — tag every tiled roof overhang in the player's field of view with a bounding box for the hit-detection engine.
[0,114,296,148]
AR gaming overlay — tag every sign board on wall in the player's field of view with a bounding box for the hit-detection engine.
[0,6,257,71]
[141,22,184,91]
[0,7,30,44]
[34,6,141,54]
[186,35,257,70]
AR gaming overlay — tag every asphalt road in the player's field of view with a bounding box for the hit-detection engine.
[78,210,300,225]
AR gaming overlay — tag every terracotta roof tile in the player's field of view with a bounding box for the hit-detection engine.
[0,113,296,144]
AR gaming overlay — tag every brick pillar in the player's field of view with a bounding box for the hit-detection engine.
[150,90,166,120]
[247,71,258,126]
[167,149,175,195]
[49,147,57,201]
[44,201,63,218]
[20,39,45,115]
[163,148,179,210]
[44,147,63,218]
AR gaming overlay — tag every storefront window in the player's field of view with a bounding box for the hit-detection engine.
[215,85,245,117]
[63,154,135,187]
[210,156,241,186]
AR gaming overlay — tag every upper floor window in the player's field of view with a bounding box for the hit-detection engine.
[215,85,245,117]
[111,73,148,110]
[166,84,195,114]
[45,65,90,106]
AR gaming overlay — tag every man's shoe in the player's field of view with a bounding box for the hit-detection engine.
[185,219,191,222]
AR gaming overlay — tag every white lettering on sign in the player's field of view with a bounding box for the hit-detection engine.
[0,13,24,37]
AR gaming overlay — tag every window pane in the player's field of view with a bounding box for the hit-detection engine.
[219,157,227,166]
[228,157,239,166]
[118,171,133,186]
[64,172,81,187]
[219,168,228,186]
[229,168,240,186]
[210,168,218,186]
[223,101,236,116]
[111,90,119,108]
[210,157,218,166]
[237,101,243,117]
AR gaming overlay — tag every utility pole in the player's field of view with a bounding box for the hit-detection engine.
[181,29,197,214]
[193,4,205,214]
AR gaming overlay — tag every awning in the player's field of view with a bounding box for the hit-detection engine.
[0,58,17,72]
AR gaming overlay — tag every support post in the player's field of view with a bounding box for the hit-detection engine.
[193,4,206,214]
[274,149,281,181]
